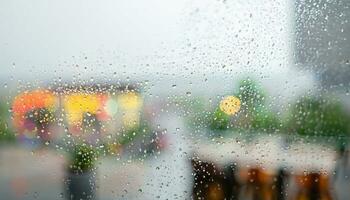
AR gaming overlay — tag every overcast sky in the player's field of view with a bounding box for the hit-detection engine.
[0,0,315,100]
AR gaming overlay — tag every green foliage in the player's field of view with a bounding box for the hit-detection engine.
[287,96,350,137]
[209,108,230,130]
[0,118,15,142]
[118,122,151,145]
[207,78,281,133]
[69,144,98,173]
[236,78,266,111]
[0,103,15,142]
[251,108,282,132]
[232,78,281,132]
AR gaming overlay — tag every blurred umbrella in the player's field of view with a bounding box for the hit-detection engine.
[117,92,143,128]
[117,92,142,110]
[63,93,110,127]
[12,89,57,133]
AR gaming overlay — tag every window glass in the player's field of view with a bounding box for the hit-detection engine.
[0,0,349,199]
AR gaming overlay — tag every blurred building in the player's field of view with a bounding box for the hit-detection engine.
[294,0,350,88]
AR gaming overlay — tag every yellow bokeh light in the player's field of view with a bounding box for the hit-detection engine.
[122,112,140,128]
[117,92,142,110]
[63,93,101,124]
[117,92,142,128]
[219,96,241,115]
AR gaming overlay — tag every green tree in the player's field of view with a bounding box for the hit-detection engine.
[287,96,350,137]
[209,108,230,130]
[208,78,282,134]
[250,107,282,132]
[236,78,266,113]
[0,102,15,142]
[233,78,281,132]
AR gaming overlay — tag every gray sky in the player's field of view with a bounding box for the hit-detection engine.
[0,0,315,100]
[0,0,185,78]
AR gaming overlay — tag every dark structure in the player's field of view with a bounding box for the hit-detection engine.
[294,0,350,88]
[191,158,241,200]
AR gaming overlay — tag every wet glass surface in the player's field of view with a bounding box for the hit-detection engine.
[0,0,349,199]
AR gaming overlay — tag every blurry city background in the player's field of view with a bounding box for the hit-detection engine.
[0,0,349,199]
